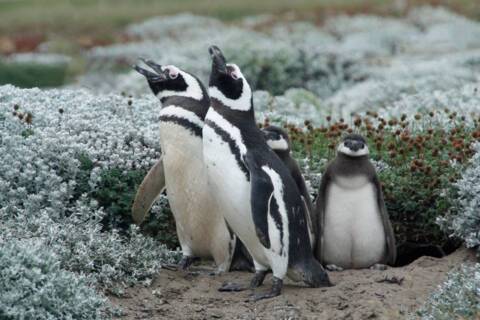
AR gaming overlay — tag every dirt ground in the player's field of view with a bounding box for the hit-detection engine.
[109,248,476,320]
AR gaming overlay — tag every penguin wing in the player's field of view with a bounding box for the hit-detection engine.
[371,175,397,265]
[313,168,332,263]
[131,157,166,224]
[243,154,274,249]
[290,159,316,245]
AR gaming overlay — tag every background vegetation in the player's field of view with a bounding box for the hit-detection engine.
[1,1,479,319]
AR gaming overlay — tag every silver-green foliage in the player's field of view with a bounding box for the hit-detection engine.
[438,143,480,254]
[416,263,480,320]
[0,241,106,320]
[0,85,179,297]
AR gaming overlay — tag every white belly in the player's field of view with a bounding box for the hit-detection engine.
[323,176,386,269]
[203,125,270,269]
[159,122,230,263]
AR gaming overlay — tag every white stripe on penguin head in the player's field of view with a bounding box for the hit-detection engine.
[209,64,252,111]
[337,142,369,157]
[205,108,247,156]
[156,65,204,101]
[266,137,289,152]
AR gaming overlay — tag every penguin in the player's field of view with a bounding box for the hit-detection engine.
[133,59,251,272]
[315,134,397,270]
[262,125,316,249]
[203,46,331,301]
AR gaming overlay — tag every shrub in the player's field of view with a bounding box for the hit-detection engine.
[0,240,107,320]
[279,110,480,251]
[0,85,179,296]
[438,143,480,255]
[0,54,71,88]
[415,263,480,319]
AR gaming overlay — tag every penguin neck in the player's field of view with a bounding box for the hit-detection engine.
[333,152,372,177]
[274,149,291,160]
[160,84,210,120]
[210,96,256,126]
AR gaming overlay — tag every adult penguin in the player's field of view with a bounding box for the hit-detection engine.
[315,134,396,270]
[262,125,316,248]
[133,59,251,272]
[203,46,331,301]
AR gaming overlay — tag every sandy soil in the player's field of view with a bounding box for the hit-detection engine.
[109,248,476,320]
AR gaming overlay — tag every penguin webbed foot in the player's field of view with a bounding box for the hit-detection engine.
[248,277,282,302]
[326,264,344,272]
[218,270,267,292]
[248,270,268,289]
[370,263,388,271]
[179,255,200,270]
[218,282,247,292]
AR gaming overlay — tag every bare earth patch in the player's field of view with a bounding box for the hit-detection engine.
[110,248,475,320]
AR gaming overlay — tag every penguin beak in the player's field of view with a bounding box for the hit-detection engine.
[140,58,163,74]
[133,58,168,82]
[345,140,364,152]
[209,45,228,75]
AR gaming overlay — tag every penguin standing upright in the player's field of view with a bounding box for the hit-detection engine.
[315,134,396,270]
[262,125,316,248]
[203,46,331,301]
[133,59,250,272]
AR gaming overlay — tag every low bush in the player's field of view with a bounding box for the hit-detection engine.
[278,110,480,252]
[438,143,480,255]
[0,86,179,297]
[0,241,107,320]
[415,263,480,319]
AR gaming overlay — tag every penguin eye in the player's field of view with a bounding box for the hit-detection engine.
[231,72,239,80]
[169,72,178,79]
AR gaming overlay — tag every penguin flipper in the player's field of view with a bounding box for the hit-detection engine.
[314,168,331,263]
[372,175,397,266]
[289,158,316,241]
[244,154,272,249]
[131,157,166,224]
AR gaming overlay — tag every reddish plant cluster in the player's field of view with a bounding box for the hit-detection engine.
[261,109,480,250]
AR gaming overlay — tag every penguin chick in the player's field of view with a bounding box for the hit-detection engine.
[132,59,251,273]
[262,125,316,249]
[203,46,331,301]
[315,134,396,269]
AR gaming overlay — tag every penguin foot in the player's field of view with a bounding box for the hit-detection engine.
[249,277,282,302]
[179,255,200,270]
[370,264,388,271]
[208,269,225,277]
[218,282,247,292]
[249,270,268,289]
[326,264,344,272]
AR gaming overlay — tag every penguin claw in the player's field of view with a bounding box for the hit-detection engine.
[370,264,388,271]
[326,264,344,272]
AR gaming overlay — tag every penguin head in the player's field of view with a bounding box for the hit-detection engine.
[207,45,252,111]
[338,134,369,157]
[262,126,291,153]
[134,59,204,102]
